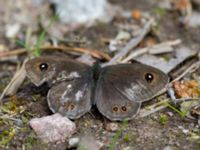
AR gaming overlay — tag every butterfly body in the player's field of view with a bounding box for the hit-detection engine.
[25,56,168,121]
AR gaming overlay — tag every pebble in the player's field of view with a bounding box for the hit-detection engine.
[105,122,118,132]
[5,24,21,38]
[78,135,103,150]
[49,0,116,24]
[178,126,189,134]
[68,137,80,148]
[166,111,173,117]
[163,146,173,150]
[29,113,76,143]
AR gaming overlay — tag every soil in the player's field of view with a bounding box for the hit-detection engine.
[0,0,199,150]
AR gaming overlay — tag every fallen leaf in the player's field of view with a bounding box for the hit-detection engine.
[173,80,200,98]
[175,0,190,11]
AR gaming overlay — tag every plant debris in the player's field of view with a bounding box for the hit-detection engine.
[173,80,200,98]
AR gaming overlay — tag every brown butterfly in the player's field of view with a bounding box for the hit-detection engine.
[25,56,168,121]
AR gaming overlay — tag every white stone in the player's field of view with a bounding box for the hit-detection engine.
[68,137,80,148]
[49,0,117,25]
[5,24,21,38]
[29,113,76,143]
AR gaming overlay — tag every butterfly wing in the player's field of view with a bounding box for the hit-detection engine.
[95,62,168,121]
[95,79,141,121]
[25,56,90,86]
[47,71,93,119]
[99,62,168,102]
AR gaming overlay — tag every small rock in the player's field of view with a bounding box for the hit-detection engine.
[68,137,79,148]
[158,0,172,10]
[185,11,200,28]
[115,31,131,41]
[163,146,173,150]
[178,126,189,134]
[166,111,174,117]
[78,135,103,150]
[5,24,21,38]
[109,30,131,52]
[29,113,76,143]
[105,122,118,132]
[123,146,133,150]
[49,0,118,25]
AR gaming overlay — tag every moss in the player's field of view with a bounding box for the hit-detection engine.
[153,7,166,16]
[0,127,16,148]
[25,132,48,150]
[159,114,168,125]
[31,94,43,102]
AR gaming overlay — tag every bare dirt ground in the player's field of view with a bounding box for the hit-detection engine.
[0,0,199,150]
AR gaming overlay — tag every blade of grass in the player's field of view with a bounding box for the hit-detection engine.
[108,119,128,150]
[162,101,187,118]
[33,14,59,57]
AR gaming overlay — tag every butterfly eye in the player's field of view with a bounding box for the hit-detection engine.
[144,73,154,83]
[112,106,119,112]
[39,63,48,71]
[121,106,127,112]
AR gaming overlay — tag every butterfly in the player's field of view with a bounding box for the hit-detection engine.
[25,56,168,121]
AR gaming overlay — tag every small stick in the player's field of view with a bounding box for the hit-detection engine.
[192,109,200,116]
[171,60,200,83]
[138,99,169,118]
[0,45,111,61]
[121,39,181,63]
[139,97,200,118]
[104,19,154,66]
[42,45,111,61]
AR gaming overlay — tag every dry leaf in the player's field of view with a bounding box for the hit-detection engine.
[173,80,200,98]
[175,0,190,11]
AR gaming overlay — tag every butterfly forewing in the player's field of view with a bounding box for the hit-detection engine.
[25,56,90,86]
[98,63,168,103]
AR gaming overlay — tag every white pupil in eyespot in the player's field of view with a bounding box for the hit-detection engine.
[145,73,154,82]
[39,63,48,71]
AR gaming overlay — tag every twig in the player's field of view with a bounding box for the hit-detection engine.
[192,109,200,116]
[121,39,181,63]
[138,99,169,118]
[42,45,111,60]
[0,59,28,102]
[171,60,200,83]
[139,97,200,118]
[103,19,154,66]
[0,45,111,61]
[0,114,22,123]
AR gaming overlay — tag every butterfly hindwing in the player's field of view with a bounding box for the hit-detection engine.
[47,71,93,119]
[95,78,141,121]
